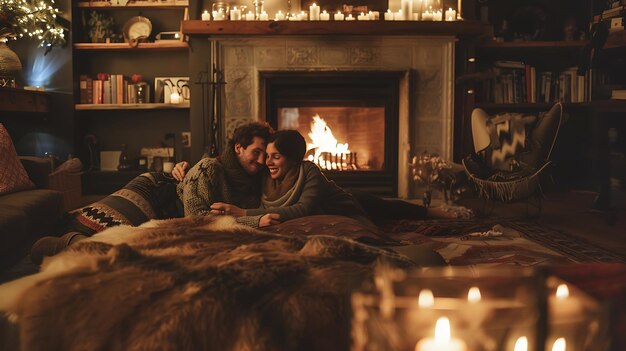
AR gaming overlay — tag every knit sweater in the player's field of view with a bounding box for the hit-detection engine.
[241,161,375,228]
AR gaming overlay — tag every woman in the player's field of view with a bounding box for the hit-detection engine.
[199,130,464,228]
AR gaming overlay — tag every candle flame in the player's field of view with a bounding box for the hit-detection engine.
[552,337,566,351]
[434,317,451,343]
[418,289,434,308]
[467,286,481,303]
[556,284,569,299]
[514,336,528,351]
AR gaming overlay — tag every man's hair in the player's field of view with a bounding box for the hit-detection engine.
[269,130,307,164]
[228,122,273,148]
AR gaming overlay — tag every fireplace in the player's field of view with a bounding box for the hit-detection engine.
[262,71,401,196]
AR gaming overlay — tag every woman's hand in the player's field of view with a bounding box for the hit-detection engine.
[259,213,281,227]
[172,161,189,182]
[210,202,245,217]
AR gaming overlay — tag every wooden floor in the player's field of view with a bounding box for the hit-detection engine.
[457,190,626,258]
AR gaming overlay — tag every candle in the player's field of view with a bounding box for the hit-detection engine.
[552,338,566,351]
[550,283,583,322]
[370,11,379,20]
[357,12,368,20]
[514,336,528,351]
[415,317,467,351]
[418,289,434,308]
[457,0,462,18]
[170,91,180,104]
[309,3,320,20]
[467,287,481,303]
[230,6,241,21]
[275,10,285,20]
[401,0,412,21]
[320,10,330,21]
[421,10,433,20]
[393,10,403,21]
[201,10,211,20]
[245,11,255,20]
[334,11,344,20]
[445,8,456,21]
[413,13,420,20]
[433,10,442,21]
[259,11,269,20]
[384,9,394,21]
[345,13,355,21]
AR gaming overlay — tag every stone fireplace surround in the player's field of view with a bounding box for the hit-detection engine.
[203,35,455,198]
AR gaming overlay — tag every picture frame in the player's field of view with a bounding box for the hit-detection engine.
[154,76,190,104]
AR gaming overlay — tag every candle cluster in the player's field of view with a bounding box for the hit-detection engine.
[200,0,461,21]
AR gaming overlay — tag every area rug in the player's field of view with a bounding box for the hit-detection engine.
[379,219,626,267]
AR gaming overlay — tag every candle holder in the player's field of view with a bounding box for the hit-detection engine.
[252,0,264,20]
[351,266,609,351]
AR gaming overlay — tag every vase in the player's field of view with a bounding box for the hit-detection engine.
[0,40,22,87]
[422,188,432,208]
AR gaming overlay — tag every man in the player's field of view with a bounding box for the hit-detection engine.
[30,122,278,263]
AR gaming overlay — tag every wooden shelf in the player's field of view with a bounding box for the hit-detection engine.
[73,42,189,51]
[475,102,591,110]
[478,40,589,49]
[0,87,50,113]
[76,102,190,110]
[76,1,188,9]
[182,20,488,37]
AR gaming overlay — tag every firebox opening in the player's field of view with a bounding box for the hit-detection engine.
[278,107,385,171]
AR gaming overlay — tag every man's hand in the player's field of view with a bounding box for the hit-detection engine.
[259,213,281,227]
[210,202,245,217]
[172,161,189,182]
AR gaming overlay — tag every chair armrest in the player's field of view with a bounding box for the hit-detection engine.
[19,156,52,188]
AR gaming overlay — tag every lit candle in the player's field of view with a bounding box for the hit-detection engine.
[230,6,241,20]
[418,289,434,308]
[275,10,285,20]
[320,10,330,21]
[170,91,180,104]
[309,3,320,20]
[415,317,467,351]
[298,11,308,20]
[393,10,403,21]
[401,0,412,21]
[259,11,269,20]
[550,283,583,322]
[433,10,442,21]
[334,11,344,20]
[345,13,355,21]
[445,8,456,21]
[467,287,481,303]
[422,10,433,20]
[245,11,255,20]
[357,12,367,20]
[201,10,211,20]
[514,336,528,351]
[552,338,566,351]
[384,9,394,21]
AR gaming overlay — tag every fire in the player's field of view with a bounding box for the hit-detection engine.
[306,115,354,170]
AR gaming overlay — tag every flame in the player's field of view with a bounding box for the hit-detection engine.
[552,338,566,351]
[514,336,528,351]
[307,115,350,168]
[418,289,434,308]
[556,284,569,299]
[434,317,451,343]
[467,287,481,303]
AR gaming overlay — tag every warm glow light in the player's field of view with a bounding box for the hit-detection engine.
[307,114,350,168]
[418,289,434,308]
[467,287,481,303]
[514,336,528,351]
[556,284,569,299]
[435,317,451,343]
[552,337,566,351]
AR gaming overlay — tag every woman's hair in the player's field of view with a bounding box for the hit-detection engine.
[268,130,307,164]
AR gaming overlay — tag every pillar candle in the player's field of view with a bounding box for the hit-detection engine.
[320,10,330,21]
[230,6,241,21]
[393,10,403,21]
[433,10,442,21]
[245,11,255,20]
[334,11,344,20]
[309,3,320,20]
[422,10,433,21]
[384,9,394,20]
[259,10,269,20]
[170,92,180,104]
[345,13,355,20]
[401,0,412,21]
[201,10,211,20]
[357,12,367,20]
[275,10,285,20]
[445,8,456,21]
[298,11,308,20]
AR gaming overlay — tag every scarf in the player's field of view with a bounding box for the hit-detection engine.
[218,147,262,209]
[261,164,304,208]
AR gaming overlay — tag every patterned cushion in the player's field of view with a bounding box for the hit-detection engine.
[0,124,35,195]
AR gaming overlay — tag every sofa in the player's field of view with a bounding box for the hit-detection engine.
[0,157,64,270]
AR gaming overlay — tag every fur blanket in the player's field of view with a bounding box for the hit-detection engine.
[0,215,413,351]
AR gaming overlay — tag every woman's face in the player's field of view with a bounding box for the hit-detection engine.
[265,142,293,180]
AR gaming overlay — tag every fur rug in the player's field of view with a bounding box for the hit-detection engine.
[0,215,413,351]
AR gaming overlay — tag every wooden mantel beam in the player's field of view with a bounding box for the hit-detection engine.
[182,20,488,37]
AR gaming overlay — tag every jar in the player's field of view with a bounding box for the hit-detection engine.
[212,1,230,20]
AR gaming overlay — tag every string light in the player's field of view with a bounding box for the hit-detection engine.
[1,0,67,48]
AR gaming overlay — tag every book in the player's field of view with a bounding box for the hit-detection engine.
[611,89,626,99]
[79,75,93,104]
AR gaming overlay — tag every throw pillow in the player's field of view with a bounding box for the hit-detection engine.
[0,124,35,195]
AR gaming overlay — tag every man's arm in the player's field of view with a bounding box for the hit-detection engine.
[179,159,222,216]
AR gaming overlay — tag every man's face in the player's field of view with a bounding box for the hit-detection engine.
[234,136,267,175]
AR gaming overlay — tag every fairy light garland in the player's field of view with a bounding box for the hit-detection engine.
[1,0,66,47]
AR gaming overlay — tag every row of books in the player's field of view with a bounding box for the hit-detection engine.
[79,75,148,104]
[479,61,589,104]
